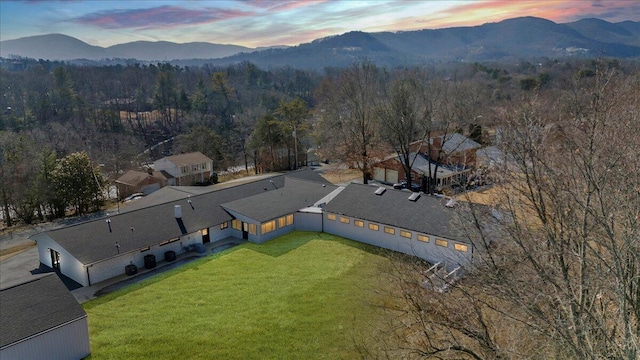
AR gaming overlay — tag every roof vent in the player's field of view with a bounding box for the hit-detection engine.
[408,192,420,202]
[174,205,182,218]
[374,187,386,196]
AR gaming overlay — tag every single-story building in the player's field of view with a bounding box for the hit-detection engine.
[115,168,168,198]
[0,275,90,360]
[373,152,472,189]
[33,168,492,288]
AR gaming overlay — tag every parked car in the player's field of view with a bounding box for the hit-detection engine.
[123,193,145,202]
[392,180,421,192]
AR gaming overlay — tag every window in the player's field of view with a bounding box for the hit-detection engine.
[286,214,293,225]
[202,162,207,170]
[340,216,350,224]
[220,222,229,230]
[278,216,287,228]
[140,246,150,252]
[454,243,468,252]
[232,219,242,230]
[261,220,276,234]
[384,226,395,235]
[327,214,336,221]
[181,166,188,174]
[417,234,429,242]
[249,223,257,235]
[400,230,412,238]
[354,220,364,228]
[435,239,448,247]
[202,228,208,236]
[369,223,379,231]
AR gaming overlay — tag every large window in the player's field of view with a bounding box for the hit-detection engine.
[286,214,293,225]
[435,239,448,247]
[454,243,468,252]
[339,216,350,224]
[232,219,241,230]
[327,214,336,221]
[278,216,287,228]
[369,223,379,231]
[354,220,364,228]
[400,230,412,239]
[384,226,395,235]
[261,220,276,234]
[249,224,257,235]
[417,234,429,242]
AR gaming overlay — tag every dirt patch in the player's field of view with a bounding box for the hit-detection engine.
[0,242,36,262]
[320,168,362,184]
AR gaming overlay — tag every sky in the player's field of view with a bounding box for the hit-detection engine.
[1,0,639,48]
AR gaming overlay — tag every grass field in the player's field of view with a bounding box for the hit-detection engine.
[84,232,389,359]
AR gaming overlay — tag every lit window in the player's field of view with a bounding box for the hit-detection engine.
[261,220,276,234]
[436,239,448,247]
[454,243,468,252]
[249,223,257,235]
[327,214,336,221]
[202,228,208,236]
[140,247,150,252]
[400,230,412,238]
[384,227,395,235]
[232,220,241,230]
[278,216,286,228]
[417,234,429,242]
[286,214,293,225]
[354,220,364,227]
[220,222,229,230]
[340,216,350,224]
[369,223,379,231]
[159,238,179,246]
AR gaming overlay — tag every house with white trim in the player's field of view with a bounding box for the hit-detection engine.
[33,168,491,288]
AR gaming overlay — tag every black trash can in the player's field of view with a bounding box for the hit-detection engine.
[125,264,138,276]
[164,250,176,262]
[144,254,156,269]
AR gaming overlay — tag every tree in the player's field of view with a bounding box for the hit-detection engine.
[275,98,309,170]
[249,114,286,172]
[51,151,105,215]
[175,125,226,171]
[315,61,386,184]
[377,71,432,190]
[374,64,640,359]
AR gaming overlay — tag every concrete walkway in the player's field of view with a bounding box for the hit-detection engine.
[71,237,245,303]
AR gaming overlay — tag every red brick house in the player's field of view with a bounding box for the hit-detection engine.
[115,169,168,199]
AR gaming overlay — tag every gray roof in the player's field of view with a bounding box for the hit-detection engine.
[323,183,468,242]
[221,177,337,222]
[0,275,86,348]
[42,169,331,265]
[409,153,469,178]
[442,133,481,154]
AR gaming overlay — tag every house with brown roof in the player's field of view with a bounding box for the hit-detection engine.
[153,152,214,186]
[115,169,168,199]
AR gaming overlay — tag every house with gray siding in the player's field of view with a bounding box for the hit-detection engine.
[0,275,90,360]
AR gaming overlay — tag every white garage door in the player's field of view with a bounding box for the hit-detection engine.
[386,169,398,184]
[373,167,385,183]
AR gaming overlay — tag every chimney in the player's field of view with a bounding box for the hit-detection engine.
[174,205,182,219]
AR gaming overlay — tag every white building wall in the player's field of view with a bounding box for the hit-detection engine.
[34,233,88,287]
[322,212,471,269]
[0,317,90,360]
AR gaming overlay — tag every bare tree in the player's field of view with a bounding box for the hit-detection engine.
[315,61,386,184]
[377,70,432,190]
[373,63,640,359]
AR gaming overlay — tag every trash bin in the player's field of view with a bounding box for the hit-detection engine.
[144,254,156,269]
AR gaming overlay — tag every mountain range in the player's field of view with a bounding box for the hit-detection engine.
[2,17,639,69]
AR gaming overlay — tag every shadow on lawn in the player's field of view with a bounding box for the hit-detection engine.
[247,231,385,258]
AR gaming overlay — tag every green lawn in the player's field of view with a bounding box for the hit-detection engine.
[84,231,389,359]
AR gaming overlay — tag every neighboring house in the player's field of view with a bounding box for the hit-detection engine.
[115,169,168,198]
[0,275,91,360]
[33,168,493,288]
[412,132,482,167]
[373,152,472,189]
[153,152,213,186]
